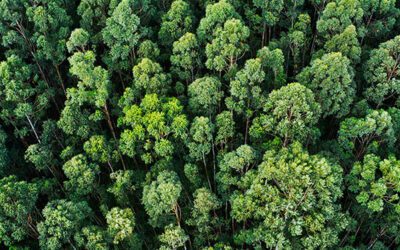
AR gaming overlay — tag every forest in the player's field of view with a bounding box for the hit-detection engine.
[0,0,400,249]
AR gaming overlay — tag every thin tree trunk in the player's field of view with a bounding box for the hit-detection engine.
[104,103,127,170]
[26,115,41,144]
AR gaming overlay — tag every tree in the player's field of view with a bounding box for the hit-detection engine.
[67,28,90,53]
[59,51,115,141]
[37,199,92,250]
[364,35,400,106]
[158,0,194,47]
[0,176,39,246]
[205,18,250,73]
[347,154,400,246]
[253,0,284,45]
[142,170,182,227]
[256,46,286,88]
[188,77,223,117]
[215,111,235,149]
[0,55,52,142]
[0,129,9,176]
[226,58,266,142]
[106,207,136,245]
[0,0,67,96]
[358,0,399,44]
[102,0,141,71]
[84,135,116,171]
[170,32,201,83]
[297,52,355,118]
[317,0,363,39]
[188,188,221,247]
[187,116,216,189]
[107,170,136,206]
[197,0,239,43]
[62,154,100,198]
[250,82,321,146]
[338,110,395,160]
[25,120,62,175]
[322,25,361,64]
[26,0,72,91]
[138,40,160,61]
[279,13,312,74]
[216,145,258,198]
[118,94,188,165]
[230,142,347,248]
[159,224,189,250]
[77,0,114,42]
[131,58,171,98]
[75,226,110,250]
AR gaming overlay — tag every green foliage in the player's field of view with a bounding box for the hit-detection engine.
[142,170,182,227]
[338,109,395,159]
[118,94,188,164]
[0,176,38,246]
[75,226,109,250]
[250,82,321,146]
[347,154,400,245]
[131,58,171,98]
[217,145,258,196]
[58,50,112,140]
[159,0,194,47]
[349,154,400,213]
[323,25,361,63]
[205,18,250,72]
[107,170,136,205]
[215,111,235,147]
[364,35,400,106]
[84,135,115,164]
[62,154,100,198]
[26,0,72,65]
[188,77,223,116]
[188,188,221,246]
[298,52,355,118]
[226,58,266,119]
[197,0,239,42]
[38,199,92,250]
[230,142,347,248]
[67,28,90,53]
[102,0,141,71]
[159,224,189,250]
[253,0,284,26]
[106,207,136,244]
[0,55,51,140]
[188,116,214,161]
[171,32,201,83]
[2,0,400,249]
[138,40,160,61]
[256,46,286,88]
[317,0,363,39]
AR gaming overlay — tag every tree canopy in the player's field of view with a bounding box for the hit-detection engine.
[1,0,400,249]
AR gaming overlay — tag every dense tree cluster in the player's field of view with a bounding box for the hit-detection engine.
[0,0,400,249]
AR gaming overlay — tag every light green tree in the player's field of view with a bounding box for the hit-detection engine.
[230,142,347,249]
[170,32,201,84]
[159,0,194,47]
[142,170,183,227]
[297,52,355,118]
[205,19,250,73]
[102,0,141,71]
[364,35,400,106]
[38,199,92,250]
[188,77,223,117]
[0,176,39,246]
[250,82,321,146]
[106,207,136,244]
